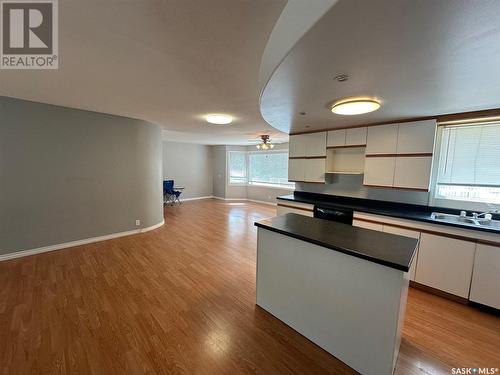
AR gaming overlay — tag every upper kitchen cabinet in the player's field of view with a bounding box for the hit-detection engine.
[304,132,327,156]
[365,124,398,154]
[289,135,307,157]
[305,158,326,183]
[289,132,326,157]
[327,129,346,147]
[288,158,306,182]
[345,127,367,146]
[288,132,326,183]
[327,127,367,147]
[397,120,437,154]
[393,156,433,190]
[364,120,437,190]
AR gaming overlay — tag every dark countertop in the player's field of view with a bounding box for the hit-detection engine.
[277,192,500,235]
[255,213,418,272]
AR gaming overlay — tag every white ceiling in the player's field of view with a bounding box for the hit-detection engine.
[260,0,500,134]
[0,0,288,145]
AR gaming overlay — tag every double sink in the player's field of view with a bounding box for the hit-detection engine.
[431,212,500,229]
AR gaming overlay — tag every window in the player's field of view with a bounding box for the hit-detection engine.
[433,121,500,206]
[228,150,294,189]
[228,151,247,184]
[248,152,293,188]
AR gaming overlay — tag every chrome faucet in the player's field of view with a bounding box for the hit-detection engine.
[472,203,499,220]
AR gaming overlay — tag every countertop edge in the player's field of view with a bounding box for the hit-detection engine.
[276,196,500,235]
[255,220,412,272]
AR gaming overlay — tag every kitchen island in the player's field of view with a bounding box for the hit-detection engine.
[255,213,418,375]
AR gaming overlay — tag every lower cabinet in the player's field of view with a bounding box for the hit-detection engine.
[276,205,314,217]
[352,219,383,231]
[382,225,420,281]
[470,244,500,309]
[415,233,476,298]
[353,220,419,281]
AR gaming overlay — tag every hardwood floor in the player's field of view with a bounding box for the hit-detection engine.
[0,199,499,374]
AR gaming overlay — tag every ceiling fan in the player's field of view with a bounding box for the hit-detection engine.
[249,135,275,150]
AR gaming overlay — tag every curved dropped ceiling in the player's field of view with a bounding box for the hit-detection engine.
[259,0,500,134]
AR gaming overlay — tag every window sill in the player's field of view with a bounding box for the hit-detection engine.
[228,183,295,191]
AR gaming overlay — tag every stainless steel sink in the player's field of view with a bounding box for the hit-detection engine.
[476,219,500,229]
[431,212,500,229]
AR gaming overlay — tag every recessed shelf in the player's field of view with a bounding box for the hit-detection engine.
[326,146,366,175]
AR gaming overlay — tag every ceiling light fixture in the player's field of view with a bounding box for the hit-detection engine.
[331,99,380,115]
[333,74,349,82]
[256,135,274,150]
[206,114,233,124]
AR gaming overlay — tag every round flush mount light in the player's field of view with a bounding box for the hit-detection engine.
[206,114,233,124]
[331,99,380,116]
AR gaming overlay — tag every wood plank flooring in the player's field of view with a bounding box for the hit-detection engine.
[0,199,499,374]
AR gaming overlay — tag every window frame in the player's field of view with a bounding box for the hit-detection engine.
[429,122,500,211]
[227,149,295,190]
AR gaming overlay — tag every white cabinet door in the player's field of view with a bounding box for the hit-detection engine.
[277,205,314,217]
[415,233,476,298]
[304,158,325,182]
[288,158,305,181]
[397,120,436,154]
[327,129,346,147]
[382,225,420,281]
[289,135,306,157]
[470,244,500,309]
[305,132,327,156]
[363,157,395,187]
[352,219,384,231]
[366,124,398,154]
[393,156,432,190]
[345,127,367,146]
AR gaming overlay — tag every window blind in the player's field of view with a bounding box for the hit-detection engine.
[437,122,500,186]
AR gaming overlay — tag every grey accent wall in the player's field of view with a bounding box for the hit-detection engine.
[212,145,227,198]
[162,141,213,199]
[0,96,163,255]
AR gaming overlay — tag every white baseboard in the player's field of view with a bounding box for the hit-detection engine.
[213,196,277,206]
[180,195,214,202]
[247,199,277,206]
[0,219,165,262]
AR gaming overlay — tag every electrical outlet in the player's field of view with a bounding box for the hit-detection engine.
[135,219,141,226]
